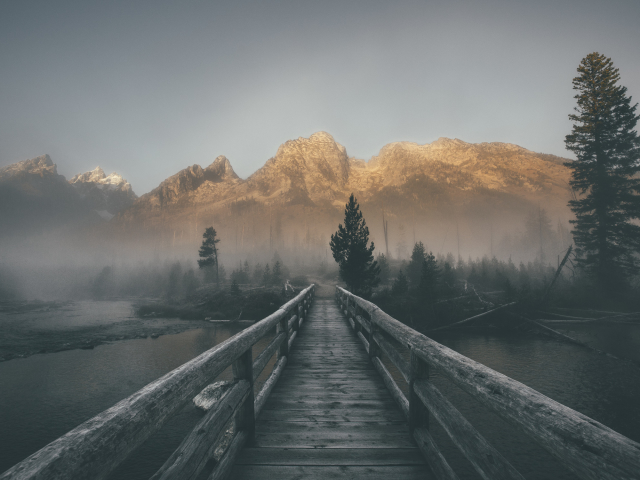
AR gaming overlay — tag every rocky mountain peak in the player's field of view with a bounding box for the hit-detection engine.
[70,166,105,184]
[69,166,134,195]
[204,156,240,182]
[0,154,58,180]
[246,132,351,206]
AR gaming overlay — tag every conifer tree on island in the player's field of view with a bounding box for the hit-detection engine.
[198,227,220,285]
[565,53,640,288]
[330,194,380,296]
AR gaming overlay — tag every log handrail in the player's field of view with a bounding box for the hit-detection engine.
[1,285,315,480]
[336,285,640,480]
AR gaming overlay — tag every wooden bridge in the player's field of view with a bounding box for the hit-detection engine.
[2,285,640,480]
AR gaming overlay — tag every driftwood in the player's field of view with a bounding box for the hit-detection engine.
[541,245,572,305]
[428,302,516,332]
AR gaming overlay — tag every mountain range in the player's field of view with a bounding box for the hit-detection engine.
[0,133,573,258]
[0,155,136,237]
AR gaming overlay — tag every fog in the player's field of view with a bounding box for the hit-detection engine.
[0,204,573,301]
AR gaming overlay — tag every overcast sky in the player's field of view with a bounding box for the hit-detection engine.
[1,0,639,194]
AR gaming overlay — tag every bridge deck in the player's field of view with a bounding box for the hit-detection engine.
[230,299,434,479]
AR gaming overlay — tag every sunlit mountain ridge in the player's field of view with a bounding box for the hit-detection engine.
[1,133,573,259]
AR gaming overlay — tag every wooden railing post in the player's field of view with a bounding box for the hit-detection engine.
[367,315,380,361]
[232,347,255,440]
[409,350,429,432]
[278,311,290,359]
[294,303,302,331]
[353,304,362,335]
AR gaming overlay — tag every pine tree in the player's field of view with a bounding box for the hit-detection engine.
[391,270,409,295]
[565,53,640,287]
[330,194,380,296]
[198,227,220,284]
[419,251,440,303]
[377,253,390,283]
[272,261,283,286]
[253,263,263,284]
[407,241,426,286]
[262,263,271,286]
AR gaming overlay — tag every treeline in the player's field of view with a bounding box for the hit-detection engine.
[372,239,640,332]
[90,252,326,300]
[372,241,569,331]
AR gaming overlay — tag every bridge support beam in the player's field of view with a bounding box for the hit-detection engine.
[233,348,255,441]
[409,350,430,432]
[278,314,290,359]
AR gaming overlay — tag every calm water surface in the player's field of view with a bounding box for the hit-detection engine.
[1,301,639,479]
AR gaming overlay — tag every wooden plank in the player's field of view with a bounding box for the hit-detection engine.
[270,384,390,392]
[253,433,417,448]
[256,421,410,433]
[259,400,399,410]
[257,410,406,423]
[235,447,424,465]
[230,465,431,480]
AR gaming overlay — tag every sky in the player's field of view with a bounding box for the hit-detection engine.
[1,0,639,195]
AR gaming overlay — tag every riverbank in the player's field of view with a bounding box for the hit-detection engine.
[0,299,212,362]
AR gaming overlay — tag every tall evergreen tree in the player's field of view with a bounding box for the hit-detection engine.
[419,251,440,303]
[330,194,380,296]
[407,241,426,286]
[565,53,640,286]
[272,261,283,286]
[262,263,271,286]
[391,269,409,295]
[376,253,390,283]
[198,227,220,284]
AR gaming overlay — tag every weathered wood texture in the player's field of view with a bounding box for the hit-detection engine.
[1,286,314,480]
[414,379,524,480]
[413,427,460,480]
[252,332,284,382]
[229,299,434,479]
[337,286,640,480]
[151,380,250,480]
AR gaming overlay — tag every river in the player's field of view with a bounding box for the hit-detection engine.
[0,300,639,479]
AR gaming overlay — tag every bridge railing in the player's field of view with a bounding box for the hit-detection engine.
[336,286,640,480]
[1,285,315,480]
